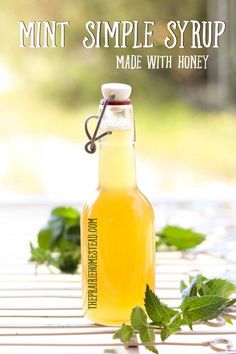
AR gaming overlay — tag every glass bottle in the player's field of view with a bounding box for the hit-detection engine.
[81,83,155,325]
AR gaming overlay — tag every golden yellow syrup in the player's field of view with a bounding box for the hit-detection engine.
[81,129,155,325]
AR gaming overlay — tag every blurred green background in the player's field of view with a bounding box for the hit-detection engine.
[0,0,236,203]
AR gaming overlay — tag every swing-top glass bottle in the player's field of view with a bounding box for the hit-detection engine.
[81,83,155,325]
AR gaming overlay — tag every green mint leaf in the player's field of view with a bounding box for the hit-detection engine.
[181,276,198,299]
[180,280,187,292]
[48,217,64,247]
[51,206,80,219]
[181,275,207,299]
[131,307,148,331]
[193,274,208,294]
[30,243,47,264]
[188,274,207,283]
[223,298,236,308]
[202,278,236,298]
[224,317,233,325]
[113,324,133,343]
[161,304,179,317]
[160,323,180,341]
[144,285,170,325]
[160,327,168,342]
[157,226,205,250]
[38,228,52,250]
[139,326,158,354]
[57,249,80,274]
[181,295,227,329]
[64,225,81,246]
[160,311,182,341]
[30,243,57,267]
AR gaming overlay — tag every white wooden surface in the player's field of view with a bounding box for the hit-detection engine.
[0,202,235,354]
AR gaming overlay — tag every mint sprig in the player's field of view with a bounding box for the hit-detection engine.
[30,207,81,273]
[113,276,236,353]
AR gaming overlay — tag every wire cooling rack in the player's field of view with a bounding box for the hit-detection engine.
[0,201,235,354]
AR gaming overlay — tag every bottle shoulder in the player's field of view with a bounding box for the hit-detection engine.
[82,188,154,219]
[136,188,154,214]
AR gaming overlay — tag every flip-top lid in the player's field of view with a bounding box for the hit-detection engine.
[101,83,132,101]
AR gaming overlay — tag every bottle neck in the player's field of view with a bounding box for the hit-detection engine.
[97,103,136,190]
[98,128,136,190]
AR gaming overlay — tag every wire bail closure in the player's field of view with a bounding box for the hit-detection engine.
[84,95,114,154]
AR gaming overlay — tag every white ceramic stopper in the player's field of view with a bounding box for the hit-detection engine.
[101,83,132,101]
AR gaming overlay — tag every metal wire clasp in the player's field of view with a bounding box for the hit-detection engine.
[84,95,114,154]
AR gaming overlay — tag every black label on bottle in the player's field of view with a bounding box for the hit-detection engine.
[87,218,98,309]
